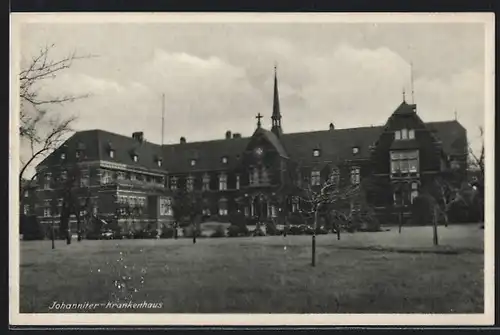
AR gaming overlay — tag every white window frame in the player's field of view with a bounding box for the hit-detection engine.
[311,170,321,186]
[170,176,178,191]
[219,173,228,191]
[109,150,115,158]
[44,173,51,190]
[236,175,240,190]
[43,208,51,217]
[157,159,162,167]
[352,147,359,154]
[23,204,30,215]
[221,156,228,164]
[401,128,408,140]
[187,176,194,192]
[408,129,415,139]
[350,166,360,185]
[61,153,66,160]
[313,149,320,157]
[202,174,210,191]
[395,130,401,140]
[190,159,196,166]
[390,150,419,175]
[133,155,138,162]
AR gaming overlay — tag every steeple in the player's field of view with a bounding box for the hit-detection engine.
[271,64,282,137]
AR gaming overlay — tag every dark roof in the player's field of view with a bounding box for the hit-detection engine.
[37,119,467,174]
[37,129,165,172]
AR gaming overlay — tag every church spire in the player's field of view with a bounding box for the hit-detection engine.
[271,64,283,136]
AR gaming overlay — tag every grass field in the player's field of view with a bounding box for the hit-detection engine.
[19,224,484,314]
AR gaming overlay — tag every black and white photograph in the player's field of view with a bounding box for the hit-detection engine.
[10,13,494,326]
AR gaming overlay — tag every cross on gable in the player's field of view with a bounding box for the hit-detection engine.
[256,113,263,128]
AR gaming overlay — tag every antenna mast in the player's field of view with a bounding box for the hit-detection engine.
[161,93,165,146]
[410,61,415,104]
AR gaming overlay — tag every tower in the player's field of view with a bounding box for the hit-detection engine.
[271,65,283,137]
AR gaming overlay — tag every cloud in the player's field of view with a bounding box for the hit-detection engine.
[17,23,486,179]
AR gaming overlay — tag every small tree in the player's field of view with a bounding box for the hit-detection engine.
[298,170,361,266]
[469,127,485,223]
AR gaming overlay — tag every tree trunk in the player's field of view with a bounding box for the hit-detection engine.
[192,221,196,244]
[312,206,318,267]
[433,206,439,246]
[51,221,55,249]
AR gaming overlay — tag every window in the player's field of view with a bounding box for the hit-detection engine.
[187,176,194,192]
[117,172,125,180]
[202,174,210,191]
[190,159,196,167]
[236,175,240,190]
[219,173,227,190]
[133,155,138,162]
[130,173,137,181]
[261,168,269,184]
[61,171,67,181]
[250,168,259,185]
[352,147,359,154]
[270,205,277,218]
[218,198,228,216]
[311,170,321,186]
[44,173,51,190]
[160,197,173,216]
[24,190,29,198]
[157,159,162,167]
[109,150,115,158]
[350,166,360,185]
[221,156,228,164]
[61,153,66,160]
[410,182,419,204]
[390,150,419,175]
[395,130,401,140]
[76,151,81,158]
[43,208,51,217]
[329,168,340,184]
[202,208,211,216]
[23,204,30,215]
[408,129,415,139]
[313,149,320,157]
[450,160,460,170]
[401,128,408,140]
[170,176,178,191]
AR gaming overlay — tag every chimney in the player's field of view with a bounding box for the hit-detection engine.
[225,130,232,139]
[233,133,242,139]
[329,123,335,130]
[132,131,144,143]
[180,137,186,144]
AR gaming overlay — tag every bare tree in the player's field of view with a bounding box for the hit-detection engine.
[468,126,485,223]
[298,170,361,266]
[19,44,95,188]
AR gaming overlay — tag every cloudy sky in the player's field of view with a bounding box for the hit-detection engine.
[18,17,487,175]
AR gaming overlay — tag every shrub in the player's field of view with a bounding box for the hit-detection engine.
[287,212,305,226]
[265,220,279,236]
[161,227,175,238]
[227,224,249,237]
[182,225,202,238]
[251,228,266,237]
[210,225,226,238]
[20,215,46,240]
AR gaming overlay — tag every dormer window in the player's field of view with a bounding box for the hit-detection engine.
[133,154,138,162]
[313,149,320,157]
[190,159,196,167]
[401,128,408,140]
[221,156,228,164]
[352,147,359,154]
[60,153,66,160]
[75,151,81,159]
[109,150,115,159]
[395,128,415,141]
[157,159,162,167]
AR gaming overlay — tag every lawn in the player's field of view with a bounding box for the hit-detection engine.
[18,224,484,314]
